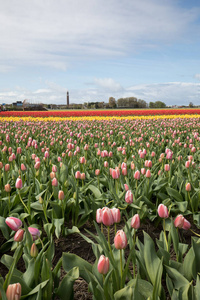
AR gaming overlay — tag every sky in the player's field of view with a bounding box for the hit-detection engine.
[0,0,200,106]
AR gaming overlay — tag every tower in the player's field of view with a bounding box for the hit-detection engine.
[67,91,69,107]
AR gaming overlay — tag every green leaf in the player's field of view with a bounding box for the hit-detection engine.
[152,258,163,299]
[0,216,10,239]
[143,232,161,286]
[62,253,92,283]
[22,258,35,287]
[86,184,102,198]
[0,282,7,300]
[20,280,49,299]
[56,267,79,300]
[166,187,183,202]
[165,265,189,289]
[53,218,64,238]
[182,247,195,281]
[192,237,200,276]
[195,275,200,300]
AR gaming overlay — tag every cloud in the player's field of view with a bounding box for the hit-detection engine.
[0,0,199,71]
[194,74,200,81]
[94,78,123,92]
[1,80,200,106]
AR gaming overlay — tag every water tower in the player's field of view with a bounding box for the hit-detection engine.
[67,91,69,107]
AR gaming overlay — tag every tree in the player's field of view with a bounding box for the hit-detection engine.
[109,97,116,108]
[138,99,147,108]
[189,102,194,108]
[149,102,155,108]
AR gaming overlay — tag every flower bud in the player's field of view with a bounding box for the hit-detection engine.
[30,243,38,258]
[58,190,64,200]
[21,163,26,171]
[96,208,102,223]
[145,169,151,178]
[164,164,170,172]
[114,230,127,249]
[75,171,81,179]
[134,170,140,180]
[182,218,191,230]
[52,177,58,186]
[97,255,109,274]
[5,163,10,172]
[5,183,11,193]
[131,214,140,229]
[95,169,100,176]
[6,283,21,300]
[125,190,133,204]
[15,177,23,189]
[102,207,114,226]
[158,204,169,218]
[111,208,121,223]
[28,227,40,240]
[81,173,85,180]
[185,183,191,192]
[5,217,22,231]
[174,214,184,228]
[14,229,24,242]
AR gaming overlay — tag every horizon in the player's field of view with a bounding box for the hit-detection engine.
[0,0,200,106]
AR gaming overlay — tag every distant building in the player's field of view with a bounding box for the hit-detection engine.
[67,91,69,107]
[12,101,23,107]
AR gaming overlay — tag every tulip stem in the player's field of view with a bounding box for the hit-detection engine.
[18,191,30,215]
[190,228,200,237]
[163,219,168,251]
[120,249,123,288]
[101,223,103,233]
[133,230,136,279]
[39,238,44,248]
[188,191,194,213]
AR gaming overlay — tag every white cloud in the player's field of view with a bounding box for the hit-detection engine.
[0,0,199,71]
[94,78,123,92]
[1,81,200,106]
[194,74,200,81]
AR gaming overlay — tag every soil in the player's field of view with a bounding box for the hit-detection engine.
[0,218,197,300]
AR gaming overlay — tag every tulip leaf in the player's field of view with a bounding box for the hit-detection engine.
[166,187,183,202]
[22,257,35,287]
[56,267,79,300]
[192,237,200,276]
[0,216,10,239]
[152,258,163,299]
[195,275,200,300]
[0,283,7,300]
[62,253,92,283]
[182,247,195,281]
[9,275,31,295]
[20,279,49,299]
[165,265,189,289]
[87,184,102,198]
[143,231,161,286]
[53,218,64,238]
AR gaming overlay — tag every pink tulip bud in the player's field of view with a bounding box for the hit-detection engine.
[124,184,129,191]
[28,227,40,240]
[97,255,109,274]
[122,167,127,176]
[125,190,133,204]
[185,161,190,168]
[52,165,57,173]
[104,161,109,168]
[75,171,81,179]
[14,229,24,242]
[50,171,56,179]
[182,218,191,230]
[5,164,10,172]
[96,208,102,223]
[81,173,85,180]
[80,156,86,164]
[5,217,22,231]
[146,169,151,178]
[52,177,58,187]
[34,161,40,170]
[185,183,191,192]
[6,283,21,300]
[102,207,114,226]
[95,169,100,176]
[111,169,120,179]
[114,230,127,249]
[164,164,170,172]
[174,214,184,228]
[44,151,49,158]
[0,162,3,169]
[158,204,169,218]
[21,163,26,171]
[131,214,140,229]
[58,190,64,200]
[134,170,140,180]
[15,177,23,189]
[111,208,121,223]
[5,183,11,193]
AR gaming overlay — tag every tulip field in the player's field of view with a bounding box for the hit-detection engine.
[0,109,200,299]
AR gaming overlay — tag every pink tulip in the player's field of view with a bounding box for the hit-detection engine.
[6,283,21,300]
[122,168,127,176]
[79,156,85,164]
[114,230,127,249]
[15,177,23,189]
[5,217,22,231]
[182,218,191,230]
[34,161,40,170]
[158,204,169,218]
[125,190,133,204]
[52,178,58,187]
[97,255,109,274]
[75,171,81,179]
[96,208,102,223]
[52,165,57,173]
[134,170,140,180]
[174,215,184,228]
[21,163,26,171]
[185,183,191,192]
[111,169,120,179]
[14,229,24,242]
[131,214,140,229]
[58,190,64,200]
[95,169,100,176]
[164,164,170,172]
[102,207,114,226]
[124,184,129,191]
[5,164,10,172]
[28,227,40,240]
[145,169,151,178]
[185,161,190,168]
[81,173,85,180]
[5,183,11,193]
[111,208,121,223]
